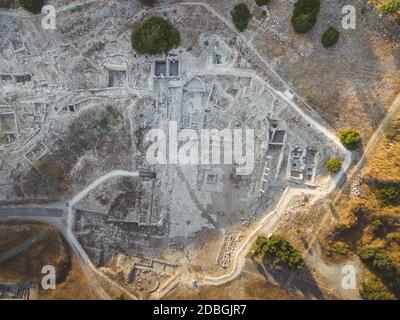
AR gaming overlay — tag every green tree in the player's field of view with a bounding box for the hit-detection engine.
[292,13,313,33]
[231,3,251,32]
[131,16,180,55]
[328,241,349,255]
[321,27,339,48]
[254,235,305,270]
[378,0,400,13]
[388,231,400,244]
[375,185,400,206]
[358,246,395,271]
[339,129,361,150]
[17,0,44,13]
[360,279,395,300]
[325,158,342,174]
[291,0,320,33]
[370,219,384,235]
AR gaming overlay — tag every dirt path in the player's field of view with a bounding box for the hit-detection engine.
[0,230,48,264]
[0,170,142,300]
[349,92,400,179]
[304,92,400,256]
[3,0,395,299]
[304,242,361,300]
[181,1,318,114]
[185,69,352,287]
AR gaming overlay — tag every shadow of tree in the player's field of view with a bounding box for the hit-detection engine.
[255,256,324,299]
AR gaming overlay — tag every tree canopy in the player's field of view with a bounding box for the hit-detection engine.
[291,0,320,33]
[321,27,339,48]
[339,129,362,150]
[17,0,44,14]
[325,158,342,174]
[131,16,180,55]
[254,235,305,270]
[231,3,252,32]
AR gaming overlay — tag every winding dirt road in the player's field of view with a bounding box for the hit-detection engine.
[1,0,398,299]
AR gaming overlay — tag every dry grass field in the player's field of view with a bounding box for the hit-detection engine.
[0,222,100,300]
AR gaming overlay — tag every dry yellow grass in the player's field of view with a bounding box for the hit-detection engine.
[0,221,48,253]
[366,115,400,183]
[326,112,400,264]
[39,256,99,300]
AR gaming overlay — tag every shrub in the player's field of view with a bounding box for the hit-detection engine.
[351,204,367,216]
[98,106,119,131]
[370,219,384,235]
[291,0,320,33]
[256,0,271,6]
[329,241,349,255]
[388,231,400,243]
[339,129,361,150]
[375,185,400,206]
[358,246,395,271]
[99,117,109,130]
[131,16,180,55]
[254,235,305,270]
[335,223,351,232]
[292,13,313,33]
[321,27,339,48]
[17,0,44,13]
[106,105,119,120]
[360,5,368,14]
[231,3,251,32]
[360,279,395,300]
[378,0,400,13]
[325,158,342,174]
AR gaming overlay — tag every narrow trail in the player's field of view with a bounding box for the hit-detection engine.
[349,92,400,179]
[181,1,318,114]
[2,0,397,298]
[64,170,141,300]
[68,170,139,207]
[0,170,141,300]
[0,230,48,264]
[303,92,400,257]
[190,69,352,287]
[198,188,322,286]
[67,170,139,230]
